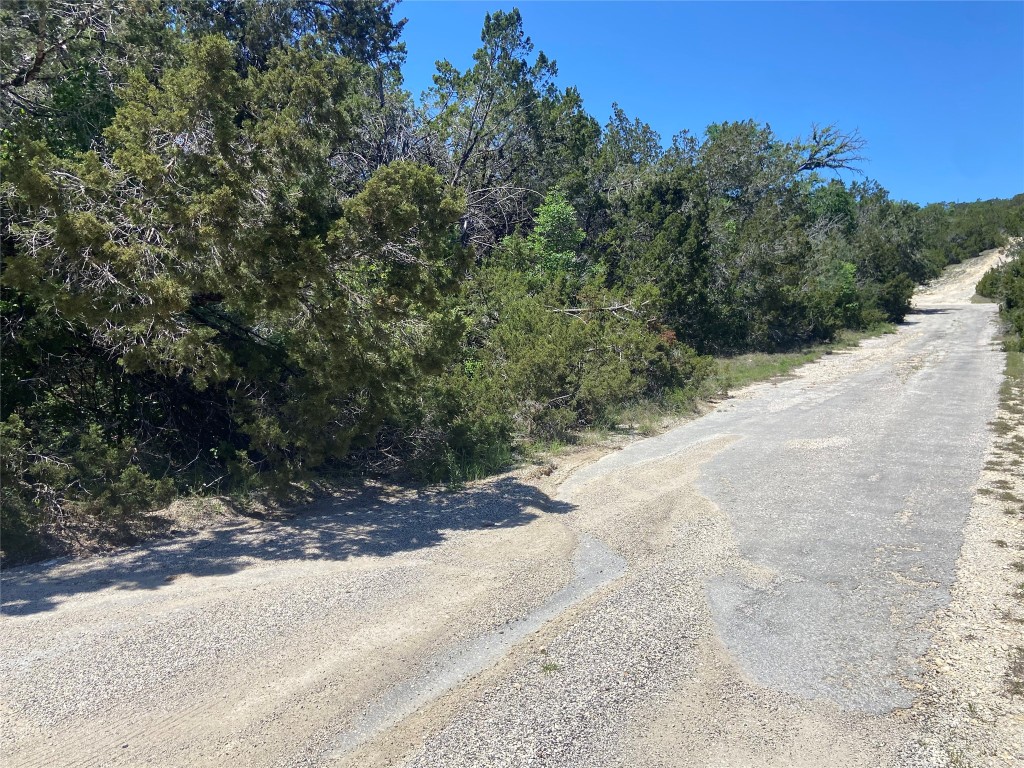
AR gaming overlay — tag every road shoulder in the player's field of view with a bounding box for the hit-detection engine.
[902,337,1024,768]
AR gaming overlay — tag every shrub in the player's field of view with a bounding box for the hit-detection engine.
[872,274,916,323]
[1,416,175,562]
[978,241,1024,343]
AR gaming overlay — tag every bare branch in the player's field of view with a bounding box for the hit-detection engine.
[796,123,867,175]
[547,301,650,319]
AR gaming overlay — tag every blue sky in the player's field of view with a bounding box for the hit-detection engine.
[398,1,1024,205]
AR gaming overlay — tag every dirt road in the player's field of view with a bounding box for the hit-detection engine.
[2,250,1019,767]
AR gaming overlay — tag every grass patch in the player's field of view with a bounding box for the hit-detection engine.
[540,660,561,673]
[438,442,517,488]
[711,349,823,392]
[992,419,1016,437]
[943,746,974,768]
[709,325,895,393]
[1004,346,1024,385]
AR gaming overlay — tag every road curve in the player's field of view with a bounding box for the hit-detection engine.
[0,250,1009,767]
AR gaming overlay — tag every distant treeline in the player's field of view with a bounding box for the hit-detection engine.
[2,2,1022,560]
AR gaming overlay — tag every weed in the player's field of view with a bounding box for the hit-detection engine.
[944,745,973,768]
[541,661,561,673]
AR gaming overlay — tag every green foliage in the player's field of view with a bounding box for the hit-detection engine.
[424,8,557,247]
[527,190,586,277]
[919,195,1023,271]
[1,413,176,562]
[978,241,1024,348]
[804,260,863,334]
[1,2,465,559]
[876,274,917,323]
[436,260,710,440]
[2,2,1021,561]
[386,195,713,483]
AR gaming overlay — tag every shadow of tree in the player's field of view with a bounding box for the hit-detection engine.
[1,478,574,617]
[899,307,954,327]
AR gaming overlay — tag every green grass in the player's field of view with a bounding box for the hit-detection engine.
[985,323,1024,647]
[433,441,516,489]
[707,325,896,393]
[1004,347,1024,393]
[998,345,1024,464]
[943,746,974,768]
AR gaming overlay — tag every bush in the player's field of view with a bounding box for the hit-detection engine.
[1,416,175,563]
[977,262,1006,300]
[386,247,714,483]
[869,274,916,323]
[978,241,1024,342]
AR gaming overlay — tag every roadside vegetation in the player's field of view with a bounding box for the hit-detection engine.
[541,323,896,462]
[2,2,1023,562]
[977,240,1024,351]
[975,240,1024,702]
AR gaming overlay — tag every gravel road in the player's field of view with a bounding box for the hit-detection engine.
[1,250,1017,767]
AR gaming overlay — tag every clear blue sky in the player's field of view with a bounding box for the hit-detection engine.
[397,1,1024,205]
